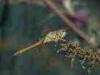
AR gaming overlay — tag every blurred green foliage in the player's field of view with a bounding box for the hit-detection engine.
[0,1,100,75]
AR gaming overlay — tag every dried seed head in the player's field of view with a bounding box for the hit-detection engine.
[57,40,100,72]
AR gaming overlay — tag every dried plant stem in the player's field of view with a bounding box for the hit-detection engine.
[43,0,91,45]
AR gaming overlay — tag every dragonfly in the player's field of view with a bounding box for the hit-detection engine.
[13,29,67,56]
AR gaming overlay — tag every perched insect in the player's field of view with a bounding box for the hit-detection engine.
[13,29,67,56]
[43,29,66,43]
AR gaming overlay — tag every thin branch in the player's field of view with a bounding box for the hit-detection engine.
[43,0,92,45]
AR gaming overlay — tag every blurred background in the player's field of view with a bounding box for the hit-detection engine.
[0,0,100,75]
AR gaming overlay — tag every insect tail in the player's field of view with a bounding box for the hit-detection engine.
[13,40,43,56]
